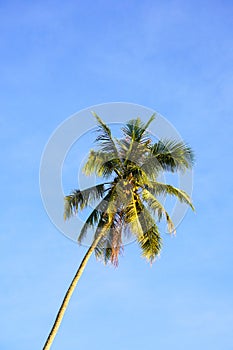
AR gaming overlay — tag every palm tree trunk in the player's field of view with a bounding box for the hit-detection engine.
[42,233,103,350]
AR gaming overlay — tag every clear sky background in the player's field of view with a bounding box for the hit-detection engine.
[1,1,233,349]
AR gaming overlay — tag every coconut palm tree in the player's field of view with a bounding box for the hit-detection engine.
[43,114,194,349]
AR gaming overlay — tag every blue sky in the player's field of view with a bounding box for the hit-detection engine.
[1,0,233,349]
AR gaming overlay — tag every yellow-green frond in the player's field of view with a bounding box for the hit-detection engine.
[142,188,176,234]
[63,183,108,220]
[150,182,195,211]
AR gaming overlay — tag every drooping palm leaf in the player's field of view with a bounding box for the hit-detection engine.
[77,191,113,244]
[64,183,109,220]
[148,181,195,211]
[142,188,176,234]
[124,192,162,262]
[136,203,162,263]
[124,190,144,236]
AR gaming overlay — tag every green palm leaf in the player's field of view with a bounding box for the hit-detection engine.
[83,150,121,177]
[149,181,195,210]
[93,112,121,158]
[121,114,155,142]
[77,191,113,244]
[124,190,144,236]
[142,188,176,234]
[64,183,108,220]
[124,192,162,262]
[150,139,194,172]
[136,204,162,263]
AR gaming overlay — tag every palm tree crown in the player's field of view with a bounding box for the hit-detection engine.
[64,113,194,266]
[42,113,194,349]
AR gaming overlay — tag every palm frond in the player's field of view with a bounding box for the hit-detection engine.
[119,115,155,167]
[142,188,176,234]
[124,191,144,236]
[92,112,121,158]
[136,203,162,263]
[124,192,162,263]
[76,183,123,266]
[150,139,194,172]
[149,181,195,210]
[83,150,121,177]
[138,225,162,263]
[78,193,110,244]
[64,183,108,220]
[141,152,163,181]
[121,114,155,143]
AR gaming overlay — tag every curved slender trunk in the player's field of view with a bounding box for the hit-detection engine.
[42,233,103,350]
